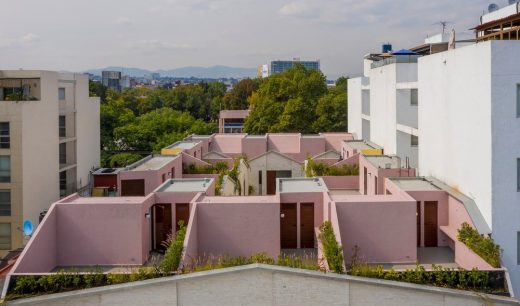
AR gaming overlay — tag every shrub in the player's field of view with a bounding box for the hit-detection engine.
[109,153,142,168]
[250,252,275,265]
[457,222,501,268]
[318,221,344,273]
[160,221,187,273]
[13,276,38,295]
[306,157,359,177]
[106,273,130,285]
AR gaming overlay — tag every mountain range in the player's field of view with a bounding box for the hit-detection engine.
[85,65,257,79]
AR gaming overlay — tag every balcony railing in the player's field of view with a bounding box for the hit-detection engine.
[370,55,421,69]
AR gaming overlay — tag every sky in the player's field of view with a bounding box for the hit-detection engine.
[0,0,501,78]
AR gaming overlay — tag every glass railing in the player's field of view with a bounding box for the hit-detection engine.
[370,55,421,69]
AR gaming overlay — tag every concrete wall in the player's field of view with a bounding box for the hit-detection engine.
[347,78,363,138]
[249,152,303,196]
[119,157,182,195]
[8,265,518,306]
[334,196,417,264]
[195,200,280,259]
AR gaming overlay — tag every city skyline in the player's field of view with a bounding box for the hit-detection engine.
[0,0,500,78]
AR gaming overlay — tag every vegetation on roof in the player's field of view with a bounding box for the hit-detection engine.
[457,222,502,268]
[305,157,359,177]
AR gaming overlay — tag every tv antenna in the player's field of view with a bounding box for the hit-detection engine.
[432,21,453,34]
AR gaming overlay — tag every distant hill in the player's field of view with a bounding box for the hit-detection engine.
[85,65,257,79]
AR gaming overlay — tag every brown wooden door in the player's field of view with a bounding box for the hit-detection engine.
[176,204,190,231]
[300,203,315,248]
[267,171,277,195]
[280,203,297,249]
[424,201,438,247]
[153,204,172,252]
[121,179,145,196]
[417,201,421,247]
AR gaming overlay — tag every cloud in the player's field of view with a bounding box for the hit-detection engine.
[116,17,133,25]
[0,33,40,48]
[278,2,320,18]
[131,39,192,53]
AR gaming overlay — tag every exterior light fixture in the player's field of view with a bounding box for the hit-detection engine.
[145,212,151,219]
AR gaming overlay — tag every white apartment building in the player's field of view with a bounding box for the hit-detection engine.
[349,2,520,295]
[0,70,100,256]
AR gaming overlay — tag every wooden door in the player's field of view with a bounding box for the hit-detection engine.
[417,201,421,247]
[267,171,277,195]
[363,167,368,195]
[153,204,172,252]
[300,203,315,248]
[280,203,297,249]
[176,204,190,231]
[121,179,145,196]
[424,201,438,247]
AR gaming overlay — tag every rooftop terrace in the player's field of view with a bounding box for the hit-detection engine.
[165,141,199,150]
[278,178,326,193]
[390,177,441,192]
[155,178,213,193]
[344,140,381,151]
[129,156,177,171]
[365,155,402,169]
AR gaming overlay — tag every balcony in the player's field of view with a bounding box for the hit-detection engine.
[370,55,421,69]
[0,78,41,101]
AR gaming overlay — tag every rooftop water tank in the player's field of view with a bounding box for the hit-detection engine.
[382,43,392,53]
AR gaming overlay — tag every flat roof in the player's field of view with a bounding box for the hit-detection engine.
[344,140,381,151]
[166,141,199,150]
[155,178,213,193]
[365,155,401,169]
[131,156,177,171]
[278,178,326,193]
[390,177,441,191]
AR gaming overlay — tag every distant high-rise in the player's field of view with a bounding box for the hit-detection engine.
[270,59,320,75]
[101,71,122,92]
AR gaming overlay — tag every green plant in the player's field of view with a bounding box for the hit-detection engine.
[83,266,106,288]
[457,222,501,268]
[13,276,38,295]
[248,185,255,195]
[250,252,275,265]
[318,221,344,273]
[4,92,24,101]
[306,158,359,177]
[106,273,130,285]
[160,221,187,273]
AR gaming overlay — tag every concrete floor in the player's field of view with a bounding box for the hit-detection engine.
[385,247,459,270]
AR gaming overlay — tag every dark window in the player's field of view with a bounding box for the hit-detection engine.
[0,223,11,250]
[411,135,419,147]
[59,116,66,137]
[58,88,66,100]
[60,171,67,197]
[0,190,10,216]
[374,177,378,195]
[259,171,262,185]
[411,89,418,106]
[0,156,10,183]
[0,123,9,149]
[59,143,66,164]
[517,159,520,191]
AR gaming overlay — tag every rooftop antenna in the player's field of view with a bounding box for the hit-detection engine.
[432,21,453,34]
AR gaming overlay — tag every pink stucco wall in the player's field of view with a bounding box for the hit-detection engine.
[299,137,326,159]
[322,176,359,191]
[359,156,415,196]
[321,133,353,152]
[181,203,198,268]
[267,134,301,154]
[119,156,182,195]
[195,200,280,259]
[210,134,245,155]
[12,205,58,273]
[334,196,417,264]
[241,136,267,159]
[181,152,210,169]
[333,154,359,167]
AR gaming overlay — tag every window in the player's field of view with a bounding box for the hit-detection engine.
[59,143,66,165]
[59,116,66,138]
[411,135,419,147]
[517,84,520,118]
[0,223,11,250]
[374,177,378,195]
[0,156,10,183]
[0,123,9,149]
[0,190,10,216]
[59,171,67,197]
[58,88,66,100]
[411,89,418,106]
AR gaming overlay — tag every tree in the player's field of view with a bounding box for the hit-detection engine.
[89,80,108,103]
[221,78,259,110]
[312,89,348,132]
[273,97,317,133]
[243,93,284,134]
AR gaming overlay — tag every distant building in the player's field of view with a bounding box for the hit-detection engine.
[219,110,250,133]
[101,71,122,92]
[257,65,269,78]
[270,59,320,75]
[150,73,160,80]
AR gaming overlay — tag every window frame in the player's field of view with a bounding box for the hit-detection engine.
[59,116,66,138]
[0,190,10,217]
[411,88,419,106]
[0,223,11,250]
[411,135,419,147]
[0,122,9,149]
[0,156,10,183]
[58,87,66,100]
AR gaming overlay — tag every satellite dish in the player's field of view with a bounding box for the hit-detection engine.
[23,220,33,236]
[488,3,499,12]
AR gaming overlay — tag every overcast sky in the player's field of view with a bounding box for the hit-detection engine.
[0,0,501,78]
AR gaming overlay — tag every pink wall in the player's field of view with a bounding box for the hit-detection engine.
[267,134,300,154]
[359,156,416,196]
[204,158,234,169]
[182,203,198,268]
[299,137,326,159]
[334,196,417,264]
[119,157,182,195]
[333,154,359,167]
[210,134,245,155]
[280,192,325,242]
[181,152,210,169]
[322,176,359,191]
[12,205,58,273]
[195,201,280,259]
[321,133,353,152]
[241,137,267,159]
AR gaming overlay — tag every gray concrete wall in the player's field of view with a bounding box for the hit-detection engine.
[7,264,519,306]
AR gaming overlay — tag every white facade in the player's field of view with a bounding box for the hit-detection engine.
[0,70,99,255]
[348,57,419,167]
[419,41,520,295]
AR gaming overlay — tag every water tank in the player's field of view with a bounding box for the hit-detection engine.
[382,43,392,53]
[488,3,499,12]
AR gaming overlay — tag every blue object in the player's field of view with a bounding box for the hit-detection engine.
[23,220,33,236]
[382,43,392,53]
[393,49,417,55]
